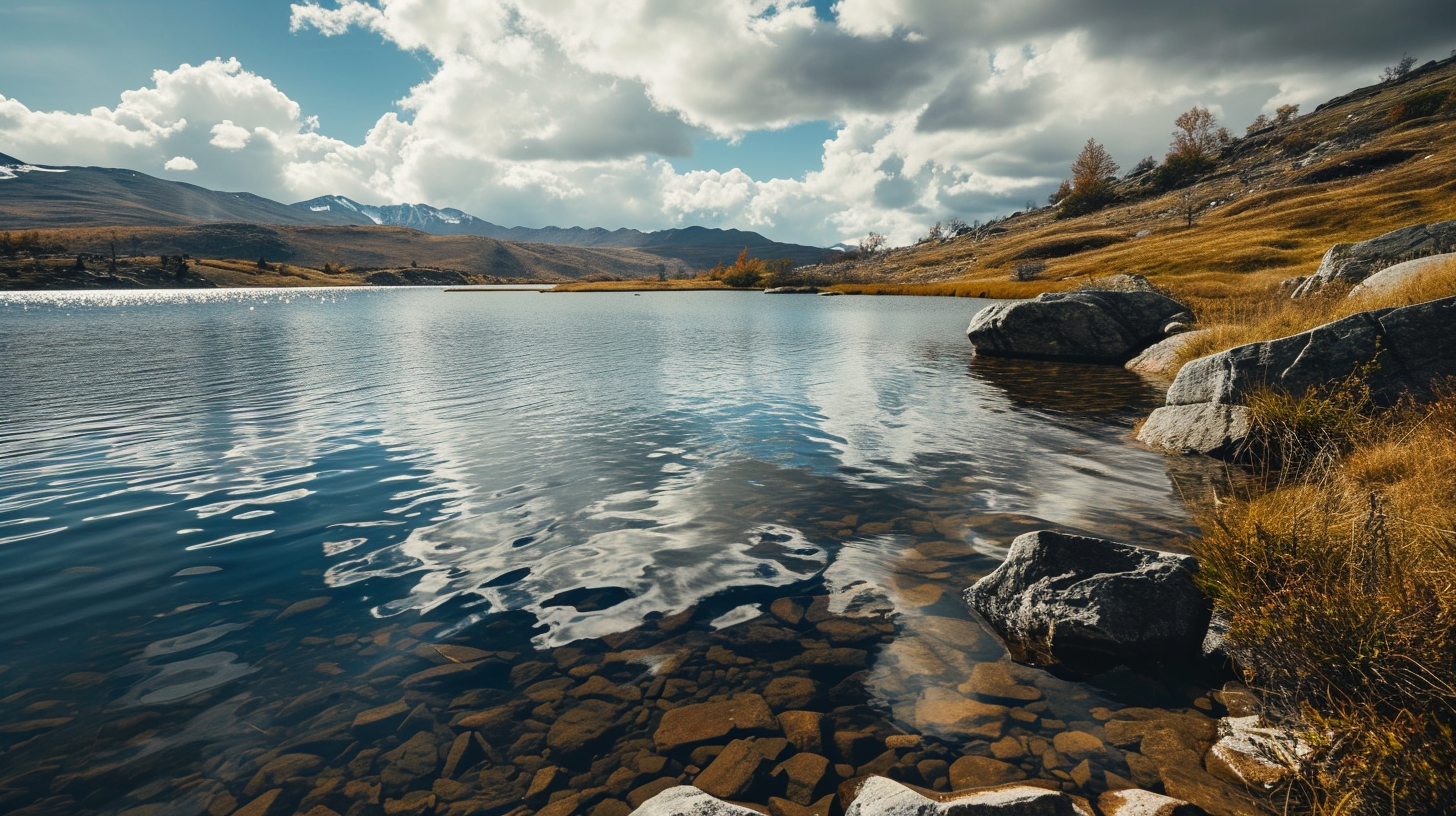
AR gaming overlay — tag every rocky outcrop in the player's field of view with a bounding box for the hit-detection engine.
[1347,251,1456,298]
[1138,295,1456,456]
[966,291,1190,363]
[765,286,820,294]
[963,531,1211,669]
[365,268,470,286]
[1291,220,1456,297]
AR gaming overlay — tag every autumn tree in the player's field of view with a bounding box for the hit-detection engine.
[1275,103,1299,124]
[1154,106,1224,190]
[709,248,768,287]
[1169,106,1222,162]
[1057,138,1120,218]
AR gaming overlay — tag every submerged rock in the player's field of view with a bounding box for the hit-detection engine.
[1291,220,1456,297]
[966,290,1189,363]
[964,531,1210,669]
[1125,331,1208,379]
[1139,295,1456,456]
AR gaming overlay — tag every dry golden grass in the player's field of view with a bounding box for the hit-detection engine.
[836,68,1456,311]
[1196,387,1456,816]
[1177,256,1456,364]
[548,279,736,292]
[192,258,366,288]
[826,279,1075,298]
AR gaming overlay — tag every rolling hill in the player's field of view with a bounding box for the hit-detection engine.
[0,155,828,270]
[0,160,360,228]
[293,195,830,268]
[8,222,697,285]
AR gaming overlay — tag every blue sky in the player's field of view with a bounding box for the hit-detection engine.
[1,1,1453,244]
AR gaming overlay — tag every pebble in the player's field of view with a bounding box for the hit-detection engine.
[654,695,778,751]
[763,677,821,712]
[959,662,1042,703]
[777,711,826,755]
[277,596,331,620]
[770,599,805,626]
[947,755,1026,789]
[695,739,768,799]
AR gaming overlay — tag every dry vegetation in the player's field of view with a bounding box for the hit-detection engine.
[548,279,735,292]
[1178,256,1456,364]
[817,63,1456,313]
[1197,380,1456,815]
[6,224,696,285]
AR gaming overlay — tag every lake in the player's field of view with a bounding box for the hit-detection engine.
[0,288,1215,815]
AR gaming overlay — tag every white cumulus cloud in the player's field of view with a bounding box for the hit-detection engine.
[164,156,198,171]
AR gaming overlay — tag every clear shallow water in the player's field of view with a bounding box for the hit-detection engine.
[0,289,1214,814]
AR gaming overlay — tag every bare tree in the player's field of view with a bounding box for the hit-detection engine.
[1275,103,1300,124]
[857,232,887,256]
[1382,54,1418,82]
[1179,189,1202,228]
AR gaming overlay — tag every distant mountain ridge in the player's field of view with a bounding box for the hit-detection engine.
[0,153,827,269]
[292,194,829,268]
[0,158,362,228]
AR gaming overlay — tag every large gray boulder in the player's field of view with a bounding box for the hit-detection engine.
[967,290,1190,363]
[1139,295,1456,456]
[1291,220,1456,297]
[964,531,1211,669]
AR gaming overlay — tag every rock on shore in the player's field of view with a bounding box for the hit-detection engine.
[967,291,1190,364]
[1290,219,1456,297]
[963,531,1211,669]
[1139,295,1456,456]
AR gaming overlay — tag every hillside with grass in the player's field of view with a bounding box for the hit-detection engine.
[0,223,698,289]
[821,55,1456,312]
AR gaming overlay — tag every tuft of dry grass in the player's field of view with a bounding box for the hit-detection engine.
[1195,383,1456,816]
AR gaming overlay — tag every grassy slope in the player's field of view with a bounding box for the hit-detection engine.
[2,224,698,285]
[829,60,1456,314]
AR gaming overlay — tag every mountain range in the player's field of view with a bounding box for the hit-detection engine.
[0,154,828,269]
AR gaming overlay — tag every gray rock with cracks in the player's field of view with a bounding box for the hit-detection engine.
[967,290,1189,363]
[964,531,1211,670]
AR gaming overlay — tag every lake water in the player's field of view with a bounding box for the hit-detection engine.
[0,289,1215,816]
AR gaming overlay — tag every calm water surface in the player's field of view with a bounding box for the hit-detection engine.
[0,289,1214,815]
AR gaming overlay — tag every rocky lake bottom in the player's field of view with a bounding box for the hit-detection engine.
[0,289,1239,816]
